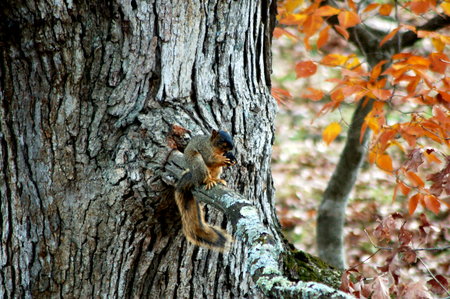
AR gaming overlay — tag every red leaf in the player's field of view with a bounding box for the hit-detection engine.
[399,222,412,246]
[373,214,402,242]
[296,61,317,78]
[427,275,449,295]
[427,156,450,196]
[404,149,424,172]
[398,246,417,264]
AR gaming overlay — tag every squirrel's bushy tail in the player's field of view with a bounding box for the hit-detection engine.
[175,173,232,252]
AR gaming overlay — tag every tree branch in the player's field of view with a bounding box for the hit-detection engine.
[163,150,353,299]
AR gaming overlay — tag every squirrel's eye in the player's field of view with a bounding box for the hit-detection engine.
[220,139,224,142]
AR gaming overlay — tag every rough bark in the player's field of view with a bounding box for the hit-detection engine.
[316,3,450,269]
[0,0,348,298]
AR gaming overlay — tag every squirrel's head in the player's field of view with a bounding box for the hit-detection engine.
[211,129,234,152]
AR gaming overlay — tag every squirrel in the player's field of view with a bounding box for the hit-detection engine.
[175,129,236,251]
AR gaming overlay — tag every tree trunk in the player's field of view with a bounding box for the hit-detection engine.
[0,0,281,297]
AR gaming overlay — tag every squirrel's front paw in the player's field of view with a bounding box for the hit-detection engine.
[223,152,237,165]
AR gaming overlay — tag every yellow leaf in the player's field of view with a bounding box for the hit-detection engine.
[431,38,445,52]
[321,54,349,66]
[284,0,304,13]
[322,122,341,146]
[338,11,361,29]
[442,2,450,16]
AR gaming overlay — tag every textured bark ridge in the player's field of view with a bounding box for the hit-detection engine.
[0,0,278,297]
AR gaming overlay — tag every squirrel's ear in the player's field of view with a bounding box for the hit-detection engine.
[211,129,218,138]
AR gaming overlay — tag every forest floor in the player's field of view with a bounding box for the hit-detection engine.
[271,36,450,285]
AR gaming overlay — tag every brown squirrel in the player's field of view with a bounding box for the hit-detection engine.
[175,129,236,251]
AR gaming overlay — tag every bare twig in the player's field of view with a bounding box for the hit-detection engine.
[417,256,450,296]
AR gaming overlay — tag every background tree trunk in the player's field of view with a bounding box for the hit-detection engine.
[0,0,285,297]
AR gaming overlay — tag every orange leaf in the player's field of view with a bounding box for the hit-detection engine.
[379,4,393,16]
[372,89,392,101]
[424,195,440,215]
[410,0,430,15]
[317,26,331,50]
[429,52,449,73]
[399,181,411,196]
[338,11,361,29]
[322,122,341,146]
[407,55,431,66]
[334,25,349,40]
[370,60,388,80]
[296,61,317,78]
[424,150,442,164]
[302,87,323,101]
[303,15,323,37]
[405,171,425,187]
[314,5,341,16]
[377,154,394,174]
[380,26,402,47]
[363,3,380,12]
[409,193,423,216]
[321,54,349,66]
[279,14,308,25]
[273,28,300,43]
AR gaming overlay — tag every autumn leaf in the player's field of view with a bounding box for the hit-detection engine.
[424,195,440,215]
[409,193,423,215]
[370,276,390,299]
[284,0,303,13]
[405,171,425,187]
[322,122,341,145]
[279,13,307,25]
[363,3,379,13]
[399,222,412,246]
[410,0,431,15]
[429,52,449,73]
[376,154,393,174]
[402,280,433,298]
[373,214,402,242]
[303,15,323,37]
[371,88,391,101]
[427,275,449,295]
[399,180,411,196]
[399,246,417,264]
[380,26,402,47]
[403,149,424,172]
[317,26,331,50]
[321,54,349,66]
[295,60,317,78]
[272,87,292,105]
[334,25,349,40]
[427,156,450,196]
[314,5,341,17]
[379,4,393,16]
[441,2,450,16]
[337,11,361,29]
[273,28,300,43]
[302,87,323,101]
